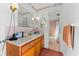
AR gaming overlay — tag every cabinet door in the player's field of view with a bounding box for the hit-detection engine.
[22,46,35,56]
[35,41,41,56]
[40,39,44,50]
[6,42,19,56]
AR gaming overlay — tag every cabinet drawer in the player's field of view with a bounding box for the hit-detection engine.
[21,40,35,55]
[22,46,35,56]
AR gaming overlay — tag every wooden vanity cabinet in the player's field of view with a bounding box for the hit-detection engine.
[35,35,44,56]
[6,35,44,56]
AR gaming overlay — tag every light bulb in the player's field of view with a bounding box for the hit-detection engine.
[36,17,39,20]
[32,17,35,21]
[42,21,46,24]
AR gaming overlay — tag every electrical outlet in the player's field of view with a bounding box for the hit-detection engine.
[0,40,6,43]
[2,40,5,42]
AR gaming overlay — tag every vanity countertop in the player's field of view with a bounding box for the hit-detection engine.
[6,33,43,46]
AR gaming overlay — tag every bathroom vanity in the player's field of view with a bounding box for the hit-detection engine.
[6,33,44,56]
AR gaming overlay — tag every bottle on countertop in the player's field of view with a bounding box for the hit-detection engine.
[22,32,24,38]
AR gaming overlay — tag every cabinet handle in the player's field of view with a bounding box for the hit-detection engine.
[29,45,31,47]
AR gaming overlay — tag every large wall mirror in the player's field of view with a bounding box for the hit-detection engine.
[18,3,42,29]
[18,3,34,28]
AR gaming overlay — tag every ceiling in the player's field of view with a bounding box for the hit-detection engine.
[18,3,63,14]
[29,3,54,10]
[28,3,62,11]
[30,3,53,9]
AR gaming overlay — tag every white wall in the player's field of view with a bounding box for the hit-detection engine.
[0,3,18,56]
[60,3,79,56]
[0,3,10,41]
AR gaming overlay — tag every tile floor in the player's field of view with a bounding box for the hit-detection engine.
[40,48,63,56]
[49,38,60,51]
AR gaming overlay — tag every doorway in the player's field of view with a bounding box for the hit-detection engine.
[49,19,60,52]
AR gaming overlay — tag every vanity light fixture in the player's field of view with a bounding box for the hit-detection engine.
[32,16,40,28]
[36,17,39,19]
[32,16,40,21]
[32,16,36,21]
[41,21,46,25]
